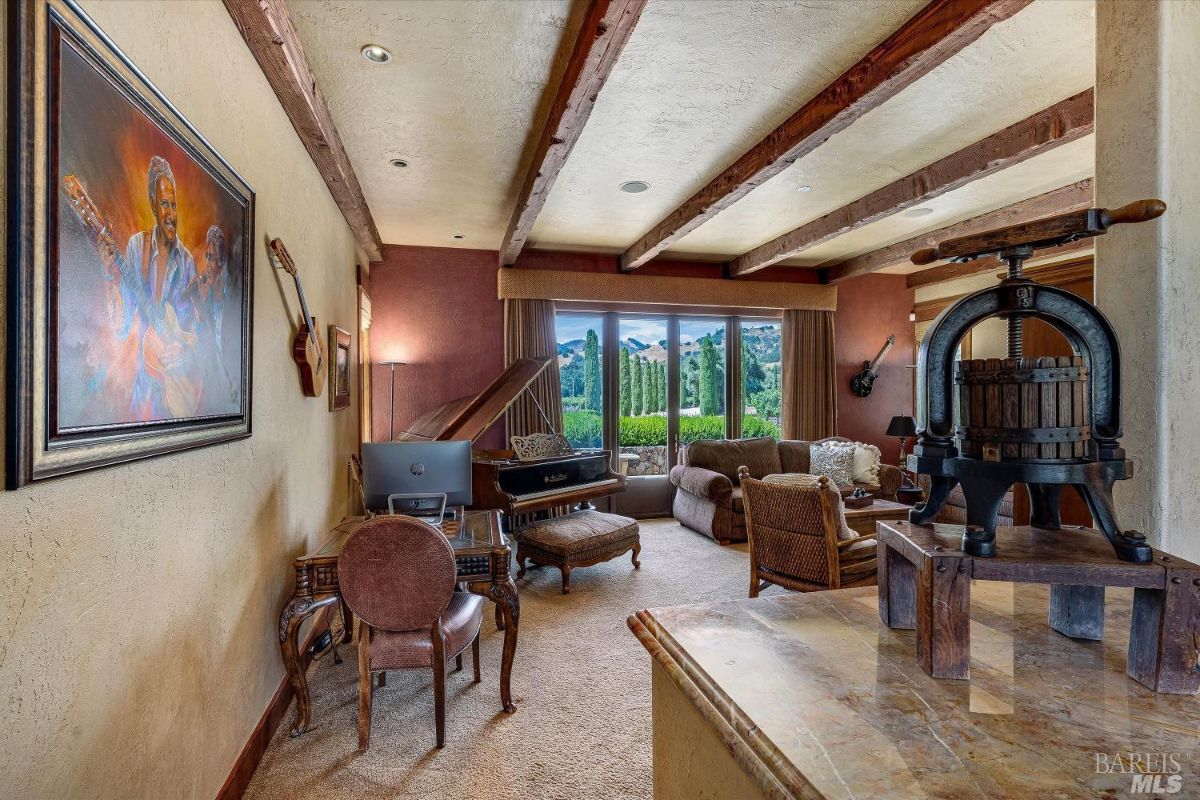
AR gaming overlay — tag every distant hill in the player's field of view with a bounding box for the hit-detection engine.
[558,325,779,367]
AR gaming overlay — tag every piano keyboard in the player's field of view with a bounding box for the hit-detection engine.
[515,477,620,502]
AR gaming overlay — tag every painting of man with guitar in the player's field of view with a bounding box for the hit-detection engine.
[52,36,249,431]
[6,1,253,486]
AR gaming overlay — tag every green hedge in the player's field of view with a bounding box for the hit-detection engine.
[563,410,602,448]
[742,415,780,440]
[561,410,779,448]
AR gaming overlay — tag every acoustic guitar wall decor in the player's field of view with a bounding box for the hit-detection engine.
[269,238,327,397]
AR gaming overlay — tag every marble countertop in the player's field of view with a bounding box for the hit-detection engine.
[630,582,1200,799]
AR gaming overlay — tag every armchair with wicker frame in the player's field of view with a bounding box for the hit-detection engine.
[737,467,879,597]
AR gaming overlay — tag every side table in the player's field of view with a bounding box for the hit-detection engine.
[877,520,1200,694]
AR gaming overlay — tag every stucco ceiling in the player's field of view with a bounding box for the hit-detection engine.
[289,0,1097,274]
[289,0,582,248]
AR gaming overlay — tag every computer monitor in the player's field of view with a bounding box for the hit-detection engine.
[361,441,472,516]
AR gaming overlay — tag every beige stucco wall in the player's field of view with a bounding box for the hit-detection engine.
[1095,0,1200,561]
[0,2,363,797]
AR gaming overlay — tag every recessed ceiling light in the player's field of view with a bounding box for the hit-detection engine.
[361,44,392,64]
[797,185,813,193]
[905,207,934,217]
[452,234,466,240]
[389,158,408,168]
[619,180,650,194]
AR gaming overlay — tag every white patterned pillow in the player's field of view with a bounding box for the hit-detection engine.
[850,442,882,486]
[808,442,855,487]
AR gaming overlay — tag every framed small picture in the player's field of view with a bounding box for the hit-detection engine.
[329,326,352,411]
[7,0,254,487]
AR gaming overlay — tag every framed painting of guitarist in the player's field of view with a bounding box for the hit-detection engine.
[7,0,254,487]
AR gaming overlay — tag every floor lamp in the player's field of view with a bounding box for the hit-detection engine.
[379,360,406,441]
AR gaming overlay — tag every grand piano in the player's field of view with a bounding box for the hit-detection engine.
[395,357,625,519]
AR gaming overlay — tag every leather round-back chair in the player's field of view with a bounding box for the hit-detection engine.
[338,515,484,751]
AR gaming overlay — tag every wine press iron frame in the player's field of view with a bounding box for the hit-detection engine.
[906,200,1166,564]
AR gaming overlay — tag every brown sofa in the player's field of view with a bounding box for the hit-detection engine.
[669,436,901,545]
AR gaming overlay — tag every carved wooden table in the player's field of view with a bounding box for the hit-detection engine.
[278,509,519,736]
[878,520,1200,693]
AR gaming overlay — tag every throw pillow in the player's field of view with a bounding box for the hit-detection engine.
[808,441,855,487]
[763,473,858,541]
[850,442,882,486]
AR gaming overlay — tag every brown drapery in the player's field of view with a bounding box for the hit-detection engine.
[781,309,837,441]
[503,299,565,440]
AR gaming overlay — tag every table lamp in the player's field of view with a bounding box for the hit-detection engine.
[379,360,406,441]
[886,414,917,471]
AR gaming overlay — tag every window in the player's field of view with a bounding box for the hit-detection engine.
[619,317,668,475]
[678,319,726,445]
[740,321,781,439]
[556,313,603,449]
[553,311,783,470]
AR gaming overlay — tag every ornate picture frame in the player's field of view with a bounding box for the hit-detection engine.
[329,326,351,411]
[6,0,255,487]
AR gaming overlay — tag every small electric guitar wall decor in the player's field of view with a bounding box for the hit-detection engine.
[850,334,896,398]
[269,238,327,397]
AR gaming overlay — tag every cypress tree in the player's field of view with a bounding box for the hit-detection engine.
[659,362,667,412]
[641,358,652,416]
[631,354,643,416]
[583,329,601,413]
[699,336,718,416]
[619,347,631,416]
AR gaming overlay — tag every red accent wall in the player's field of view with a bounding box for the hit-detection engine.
[832,272,915,466]
[367,245,506,449]
[366,245,912,458]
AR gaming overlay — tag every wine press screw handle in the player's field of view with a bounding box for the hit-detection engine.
[1098,199,1166,228]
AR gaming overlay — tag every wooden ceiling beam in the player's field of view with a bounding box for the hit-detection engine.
[499,0,647,267]
[905,237,1092,289]
[617,0,1032,272]
[821,179,1094,284]
[730,89,1093,277]
[223,0,383,260]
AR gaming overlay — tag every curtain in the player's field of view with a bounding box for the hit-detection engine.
[781,309,837,441]
[503,299,564,439]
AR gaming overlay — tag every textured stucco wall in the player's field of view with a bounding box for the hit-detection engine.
[0,3,362,798]
[1095,0,1200,561]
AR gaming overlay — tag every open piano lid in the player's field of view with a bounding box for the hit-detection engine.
[393,357,552,443]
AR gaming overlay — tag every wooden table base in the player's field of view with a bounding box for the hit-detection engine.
[877,521,1200,693]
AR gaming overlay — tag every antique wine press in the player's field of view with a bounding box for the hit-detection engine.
[908,199,1166,564]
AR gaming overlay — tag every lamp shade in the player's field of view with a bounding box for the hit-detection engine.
[886,415,917,438]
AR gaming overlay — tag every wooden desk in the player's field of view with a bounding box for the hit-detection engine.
[842,498,911,536]
[278,509,518,737]
[630,582,1200,799]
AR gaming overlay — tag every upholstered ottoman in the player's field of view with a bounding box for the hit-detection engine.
[515,510,641,594]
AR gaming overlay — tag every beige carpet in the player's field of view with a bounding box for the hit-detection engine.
[245,518,769,800]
